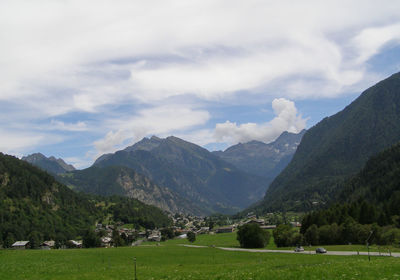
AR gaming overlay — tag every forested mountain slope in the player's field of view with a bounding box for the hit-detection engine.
[255,72,400,212]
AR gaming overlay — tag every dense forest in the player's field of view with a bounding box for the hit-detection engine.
[0,153,171,247]
[298,142,400,246]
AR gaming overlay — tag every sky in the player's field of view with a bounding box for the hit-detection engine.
[1,0,400,169]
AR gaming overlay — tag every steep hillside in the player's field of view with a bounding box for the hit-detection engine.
[301,142,400,234]
[255,72,400,212]
[213,130,305,180]
[22,153,75,174]
[0,153,97,242]
[59,165,202,215]
[0,153,171,245]
[93,136,269,215]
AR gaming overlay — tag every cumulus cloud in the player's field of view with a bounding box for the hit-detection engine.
[214,98,307,144]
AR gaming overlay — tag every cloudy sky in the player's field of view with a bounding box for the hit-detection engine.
[1,0,400,168]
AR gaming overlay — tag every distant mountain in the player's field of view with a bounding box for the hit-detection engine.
[254,72,400,213]
[59,165,203,215]
[0,152,171,245]
[22,153,75,174]
[93,136,270,215]
[213,130,305,181]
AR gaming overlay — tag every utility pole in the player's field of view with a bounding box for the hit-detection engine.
[134,257,137,280]
[366,231,373,262]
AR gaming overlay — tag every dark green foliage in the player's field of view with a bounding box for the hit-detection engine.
[28,231,42,249]
[256,72,400,212]
[304,225,319,246]
[237,224,270,248]
[0,153,99,243]
[0,153,172,244]
[299,141,400,246]
[161,228,174,241]
[272,224,300,247]
[187,231,196,243]
[107,196,171,229]
[82,229,101,248]
[112,229,124,247]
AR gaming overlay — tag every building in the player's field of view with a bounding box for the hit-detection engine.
[40,240,55,250]
[12,241,30,249]
[215,226,235,233]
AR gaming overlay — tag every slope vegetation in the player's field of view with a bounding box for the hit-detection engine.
[257,72,400,212]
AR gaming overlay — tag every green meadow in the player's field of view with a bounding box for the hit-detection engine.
[1,233,399,280]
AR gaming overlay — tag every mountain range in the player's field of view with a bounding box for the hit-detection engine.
[22,153,75,174]
[26,130,303,216]
[213,130,305,180]
[90,136,270,215]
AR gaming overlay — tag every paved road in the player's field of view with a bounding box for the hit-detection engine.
[180,244,400,257]
[218,247,400,257]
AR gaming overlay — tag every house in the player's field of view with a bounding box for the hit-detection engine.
[147,232,161,242]
[290,222,302,227]
[260,225,276,230]
[215,226,235,233]
[12,241,30,249]
[100,237,112,247]
[67,240,82,248]
[245,219,265,226]
[196,227,210,234]
[40,240,55,250]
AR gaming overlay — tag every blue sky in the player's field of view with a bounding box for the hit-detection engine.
[1,0,400,168]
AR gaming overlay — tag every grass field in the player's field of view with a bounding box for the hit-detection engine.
[1,233,400,280]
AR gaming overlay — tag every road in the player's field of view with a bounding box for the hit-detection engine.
[180,244,400,257]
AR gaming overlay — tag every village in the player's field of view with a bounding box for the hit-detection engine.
[9,212,302,250]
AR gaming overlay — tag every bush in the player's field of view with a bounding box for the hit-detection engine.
[237,224,270,248]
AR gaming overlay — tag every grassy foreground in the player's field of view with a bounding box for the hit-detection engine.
[1,236,400,280]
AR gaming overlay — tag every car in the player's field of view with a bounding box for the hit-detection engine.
[294,246,304,252]
[316,247,327,254]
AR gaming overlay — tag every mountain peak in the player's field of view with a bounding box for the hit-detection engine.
[22,153,75,174]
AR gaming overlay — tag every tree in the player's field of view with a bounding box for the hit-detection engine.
[187,231,196,243]
[273,224,295,247]
[82,228,100,248]
[304,224,319,245]
[161,228,174,241]
[237,224,270,248]
[112,229,124,247]
[28,231,42,249]
[4,233,15,248]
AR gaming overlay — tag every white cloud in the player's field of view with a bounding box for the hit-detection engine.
[1,0,400,163]
[0,129,62,155]
[49,120,88,131]
[352,23,400,65]
[214,98,307,144]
